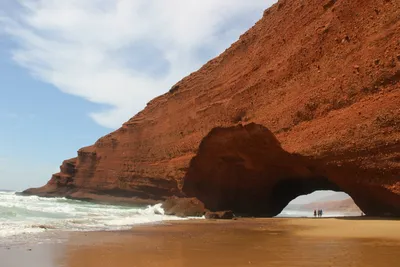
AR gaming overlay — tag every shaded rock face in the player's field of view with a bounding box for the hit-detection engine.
[182,124,336,216]
[25,0,400,216]
[183,124,399,216]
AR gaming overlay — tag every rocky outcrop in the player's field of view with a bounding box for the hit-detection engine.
[24,0,400,216]
[205,211,235,220]
[162,197,205,217]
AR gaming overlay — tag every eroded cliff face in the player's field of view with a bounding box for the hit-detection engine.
[25,0,400,216]
[182,123,399,216]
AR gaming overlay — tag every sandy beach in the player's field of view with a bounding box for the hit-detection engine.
[1,217,399,267]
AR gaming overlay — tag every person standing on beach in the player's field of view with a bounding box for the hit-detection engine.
[314,210,317,217]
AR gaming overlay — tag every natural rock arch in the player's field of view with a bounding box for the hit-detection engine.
[182,123,400,217]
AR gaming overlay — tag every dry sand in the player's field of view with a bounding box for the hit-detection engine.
[1,217,399,267]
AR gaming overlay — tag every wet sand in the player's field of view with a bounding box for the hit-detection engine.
[1,218,399,267]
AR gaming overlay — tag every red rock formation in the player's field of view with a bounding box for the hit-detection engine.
[205,211,235,220]
[162,197,205,217]
[25,0,400,216]
[182,123,399,216]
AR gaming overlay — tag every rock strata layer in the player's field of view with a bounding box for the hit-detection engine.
[25,0,400,216]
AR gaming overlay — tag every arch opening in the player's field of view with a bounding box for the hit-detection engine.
[268,177,342,217]
[182,123,400,217]
[277,190,362,218]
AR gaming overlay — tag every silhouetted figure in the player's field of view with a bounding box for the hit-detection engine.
[317,209,322,217]
[320,209,323,217]
[314,210,317,217]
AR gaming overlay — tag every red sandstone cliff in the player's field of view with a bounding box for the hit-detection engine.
[25,0,400,216]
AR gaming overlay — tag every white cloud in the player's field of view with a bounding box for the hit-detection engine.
[1,0,274,128]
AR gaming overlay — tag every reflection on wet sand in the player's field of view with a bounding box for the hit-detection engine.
[63,218,400,267]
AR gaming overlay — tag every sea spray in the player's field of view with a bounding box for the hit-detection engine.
[0,191,195,245]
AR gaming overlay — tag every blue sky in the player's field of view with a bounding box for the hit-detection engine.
[0,1,275,190]
[0,36,109,190]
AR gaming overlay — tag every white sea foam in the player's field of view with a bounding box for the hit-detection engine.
[0,191,195,245]
[0,191,358,246]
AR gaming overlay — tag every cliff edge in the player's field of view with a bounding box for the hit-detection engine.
[25,0,400,216]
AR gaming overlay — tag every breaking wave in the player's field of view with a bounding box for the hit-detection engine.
[0,191,193,245]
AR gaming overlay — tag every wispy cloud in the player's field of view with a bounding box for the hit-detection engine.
[1,0,273,128]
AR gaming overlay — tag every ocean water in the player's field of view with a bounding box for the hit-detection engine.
[0,191,360,246]
[0,191,191,246]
